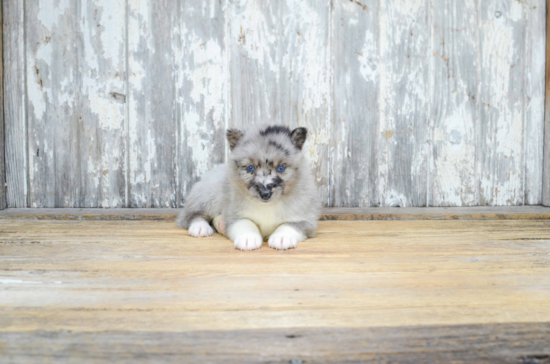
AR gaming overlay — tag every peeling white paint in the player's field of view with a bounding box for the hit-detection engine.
[37,0,70,31]
[97,1,125,65]
[358,32,378,82]
[433,104,477,206]
[183,110,210,176]
[7,0,548,208]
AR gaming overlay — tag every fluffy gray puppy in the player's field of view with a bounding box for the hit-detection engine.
[177,125,321,250]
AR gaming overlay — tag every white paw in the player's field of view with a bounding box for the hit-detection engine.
[234,233,263,251]
[268,232,298,250]
[188,220,214,238]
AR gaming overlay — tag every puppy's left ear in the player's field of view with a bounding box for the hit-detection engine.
[227,129,244,151]
[290,127,307,150]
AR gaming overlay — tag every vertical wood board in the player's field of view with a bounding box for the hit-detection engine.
[76,0,127,207]
[330,0,379,207]
[128,0,178,207]
[25,0,79,207]
[523,0,546,205]
[0,0,4,209]
[430,0,479,206]
[478,1,526,206]
[175,0,227,207]
[3,0,27,207]
[377,0,430,207]
[543,0,550,206]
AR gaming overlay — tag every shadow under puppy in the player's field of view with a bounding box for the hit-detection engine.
[177,125,321,250]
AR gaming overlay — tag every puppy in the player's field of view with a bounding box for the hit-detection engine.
[177,125,321,250]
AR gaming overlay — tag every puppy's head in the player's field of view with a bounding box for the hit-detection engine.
[227,125,307,203]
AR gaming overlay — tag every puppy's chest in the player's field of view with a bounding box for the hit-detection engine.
[240,202,287,237]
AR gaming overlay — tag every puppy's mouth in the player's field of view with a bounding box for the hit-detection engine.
[251,185,273,202]
[250,183,279,202]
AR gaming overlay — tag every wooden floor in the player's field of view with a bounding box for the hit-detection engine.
[1,217,550,363]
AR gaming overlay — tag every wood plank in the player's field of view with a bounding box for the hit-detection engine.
[478,1,526,205]
[524,0,546,205]
[0,1,5,210]
[175,0,227,207]
[4,206,550,221]
[377,0,430,207]
[1,220,550,315]
[0,219,550,362]
[127,0,179,207]
[330,0,379,207]
[543,0,550,206]
[25,1,80,207]
[76,0,127,207]
[227,0,331,205]
[430,0,479,206]
[3,0,27,207]
[0,323,549,363]
[6,1,126,208]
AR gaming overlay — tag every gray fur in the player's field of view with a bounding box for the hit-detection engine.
[177,125,321,238]
[286,221,318,238]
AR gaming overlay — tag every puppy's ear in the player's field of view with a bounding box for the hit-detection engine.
[227,129,244,151]
[290,127,307,150]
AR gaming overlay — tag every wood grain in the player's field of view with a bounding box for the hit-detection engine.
[4,206,550,221]
[24,0,127,208]
[127,0,178,207]
[3,0,27,208]
[330,0,379,207]
[2,1,547,208]
[1,324,549,363]
[479,1,526,206]
[544,0,550,206]
[0,1,5,210]
[175,0,227,207]
[0,219,549,362]
[377,0,430,207]
[430,0,479,206]
[25,1,79,207]
[76,0,127,207]
[524,0,546,205]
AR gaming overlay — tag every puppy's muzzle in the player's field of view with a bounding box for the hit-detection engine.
[259,189,272,200]
[254,184,273,201]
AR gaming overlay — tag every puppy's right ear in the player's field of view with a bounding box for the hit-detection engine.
[227,129,244,151]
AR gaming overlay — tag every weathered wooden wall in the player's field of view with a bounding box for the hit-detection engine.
[2,0,547,208]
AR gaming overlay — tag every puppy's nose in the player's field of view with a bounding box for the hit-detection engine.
[259,189,272,200]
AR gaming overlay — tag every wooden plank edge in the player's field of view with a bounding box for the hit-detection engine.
[2,207,550,221]
[320,212,550,221]
[0,322,549,363]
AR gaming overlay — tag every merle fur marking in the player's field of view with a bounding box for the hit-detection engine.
[272,176,284,187]
[268,140,291,156]
[260,125,291,136]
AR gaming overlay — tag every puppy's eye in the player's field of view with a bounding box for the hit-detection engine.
[246,165,255,173]
[277,165,286,173]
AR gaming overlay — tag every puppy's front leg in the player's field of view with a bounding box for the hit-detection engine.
[227,219,263,251]
[268,224,307,250]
